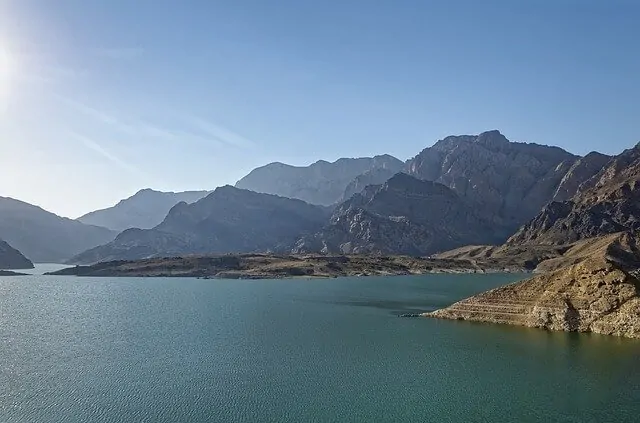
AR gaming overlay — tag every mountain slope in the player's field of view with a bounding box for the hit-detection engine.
[235,155,404,205]
[406,130,588,230]
[78,189,210,232]
[293,173,502,256]
[0,197,116,263]
[69,186,330,264]
[507,144,640,246]
[0,239,34,269]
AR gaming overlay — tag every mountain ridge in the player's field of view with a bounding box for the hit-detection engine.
[77,189,210,232]
[69,186,330,264]
[235,154,404,206]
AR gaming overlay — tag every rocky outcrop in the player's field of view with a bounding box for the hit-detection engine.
[406,130,588,231]
[0,196,117,263]
[78,189,209,232]
[235,155,404,206]
[427,232,640,338]
[507,144,640,246]
[0,239,34,269]
[293,173,503,256]
[69,186,330,264]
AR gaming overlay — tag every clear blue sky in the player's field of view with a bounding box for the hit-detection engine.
[0,0,638,217]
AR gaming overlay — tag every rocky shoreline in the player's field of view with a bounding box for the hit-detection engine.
[425,232,640,339]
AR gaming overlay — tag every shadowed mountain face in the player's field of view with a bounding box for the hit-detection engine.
[405,130,594,231]
[0,197,116,263]
[235,155,404,206]
[69,186,330,264]
[293,173,503,256]
[0,239,34,269]
[508,144,640,246]
[77,189,210,232]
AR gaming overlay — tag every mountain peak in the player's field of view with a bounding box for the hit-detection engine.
[474,130,509,147]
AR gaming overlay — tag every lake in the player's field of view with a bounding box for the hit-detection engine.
[1,272,638,422]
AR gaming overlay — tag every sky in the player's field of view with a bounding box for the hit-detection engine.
[0,0,638,218]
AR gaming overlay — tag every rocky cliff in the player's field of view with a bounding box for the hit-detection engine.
[0,196,116,263]
[293,173,502,256]
[0,239,34,269]
[69,186,330,264]
[427,232,640,338]
[405,130,597,231]
[78,189,209,232]
[235,155,404,206]
[507,144,640,245]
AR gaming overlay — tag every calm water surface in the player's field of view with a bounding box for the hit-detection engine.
[1,273,638,422]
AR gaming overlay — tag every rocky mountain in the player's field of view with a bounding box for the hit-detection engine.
[78,189,210,232]
[0,239,34,269]
[69,186,330,264]
[293,173,503,256]
[0,197,117,263]
[235,155,404,206]
[428,231,640,338]
[405,130,595,231]
[507,144,640,246]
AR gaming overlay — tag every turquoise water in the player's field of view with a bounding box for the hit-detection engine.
[1,273,638,422]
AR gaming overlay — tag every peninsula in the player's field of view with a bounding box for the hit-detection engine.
[46,253,526,279]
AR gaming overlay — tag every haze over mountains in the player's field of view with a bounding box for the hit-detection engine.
[78,189,210,232]
[0,197,116,263]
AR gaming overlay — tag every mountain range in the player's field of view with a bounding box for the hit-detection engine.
[63,130,615,264]
[0,129,631,270]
